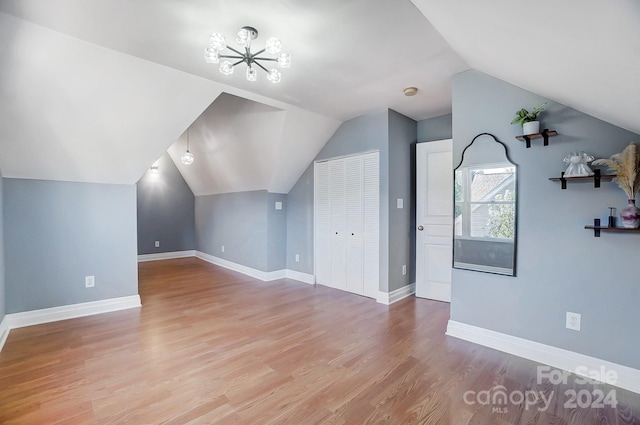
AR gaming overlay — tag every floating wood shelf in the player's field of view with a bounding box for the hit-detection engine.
[515,129,558,148]
[549,169,616,189]
[585,219,640,237]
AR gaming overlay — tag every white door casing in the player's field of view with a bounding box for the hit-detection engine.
[314,161,331,287]
[415,140,453,302]
[362,152,379,299]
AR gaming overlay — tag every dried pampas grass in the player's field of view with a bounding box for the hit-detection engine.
[592,142,640,199]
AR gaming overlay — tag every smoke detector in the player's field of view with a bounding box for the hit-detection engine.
[404,87,418,96]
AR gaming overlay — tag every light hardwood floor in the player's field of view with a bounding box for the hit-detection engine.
[0,257,639,424]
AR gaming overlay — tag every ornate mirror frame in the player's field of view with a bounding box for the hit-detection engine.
[453,133,518,276]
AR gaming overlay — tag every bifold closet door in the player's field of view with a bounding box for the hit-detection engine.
[314,151,379,297]
[345,155,364,295]
[329,159,347,291]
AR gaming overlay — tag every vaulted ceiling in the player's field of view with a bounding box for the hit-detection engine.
[411,0,640,137]
[0,0,637,193]
[167,94,340,195]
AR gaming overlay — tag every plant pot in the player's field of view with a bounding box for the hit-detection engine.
[620,199,640,228]
[522,121,540,135]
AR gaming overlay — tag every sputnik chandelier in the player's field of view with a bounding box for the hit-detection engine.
[204,26,291,83]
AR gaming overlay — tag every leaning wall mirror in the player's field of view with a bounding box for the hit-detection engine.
[453,133,517,276]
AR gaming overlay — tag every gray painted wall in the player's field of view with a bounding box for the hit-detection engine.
[452,70,640,369]
[4,179,138,313]
[388,110,417,291]
[0,170,5,321]
[137,153,195,255]
[195,190,286,272]
[286,164,314,274]
[267,192,287,272]
[417,113,452,142]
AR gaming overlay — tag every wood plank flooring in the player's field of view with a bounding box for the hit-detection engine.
[1,257,639,424]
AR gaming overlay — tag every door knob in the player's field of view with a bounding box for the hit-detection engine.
[417,225,424,231]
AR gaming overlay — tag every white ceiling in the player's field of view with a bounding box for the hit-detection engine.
[0,0,467,122]
[411,0,640,135]
[0,0,637,192]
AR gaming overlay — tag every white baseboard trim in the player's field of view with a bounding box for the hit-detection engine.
[138,250,316,286]
[6,295,142,330]
[195,251,313,285]
[0,316,9,352]
[285,270,315,285]
[447,320,640,395]
[377,283,416,305]
[138,250,196,262]
[195,251,279,281]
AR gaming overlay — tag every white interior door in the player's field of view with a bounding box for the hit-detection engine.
[416,140,453,302]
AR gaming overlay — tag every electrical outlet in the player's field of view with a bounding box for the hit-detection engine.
[397,198,404,209]
[85,275,95,288]
[275,201,283,210]
[295,254,300,263]
[221,245,225,253]
[402,265,407,275]
[566,312,581,331]
[154,240,160,248]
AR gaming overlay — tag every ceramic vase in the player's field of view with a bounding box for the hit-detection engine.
[522,121,540,135]
[620,199,640,228]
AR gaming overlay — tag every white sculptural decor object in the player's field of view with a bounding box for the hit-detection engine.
[563,151,595,177]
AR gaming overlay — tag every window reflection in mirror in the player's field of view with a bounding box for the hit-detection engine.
[455,165,515,240]
[453,134,517,276]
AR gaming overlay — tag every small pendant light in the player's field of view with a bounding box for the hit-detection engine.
[181,128,194,165]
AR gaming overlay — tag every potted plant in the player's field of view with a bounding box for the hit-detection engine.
[511,102,546,135]
[592,142,640,228]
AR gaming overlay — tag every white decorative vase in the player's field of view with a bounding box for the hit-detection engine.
[522,121,540,135]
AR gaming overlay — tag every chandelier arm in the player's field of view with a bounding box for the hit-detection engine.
[231,59,244,67]
[253,57,278,62]
[252,61,270,73]
[253,48,266,56]
[219,54,244,60]
[226,46,245,56]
